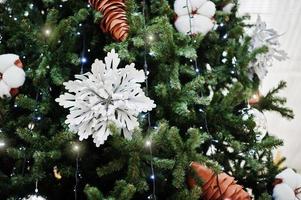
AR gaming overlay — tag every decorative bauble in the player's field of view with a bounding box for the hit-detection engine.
[56,49,156,147]
[89,0,129,42]
[188,162,251,200]
[174,0,216,35]
[0,54,25,98]
[273,168,301,200]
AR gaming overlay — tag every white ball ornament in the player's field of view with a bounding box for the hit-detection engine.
[272,183,295,200]
[0,53,25,98]
[2,65,26,88]
[196,1,216,17]
[273,168,301,200]
[0,54,20,73]
[0,80,11,97]
[174,0,216,35]
[276,168,299,189]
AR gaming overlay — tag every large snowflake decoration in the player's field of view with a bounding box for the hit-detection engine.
[56,49,156,147]
[248,16,288,80]
[22,195,46,200]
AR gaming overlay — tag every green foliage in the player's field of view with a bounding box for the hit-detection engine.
[0,0,293,199]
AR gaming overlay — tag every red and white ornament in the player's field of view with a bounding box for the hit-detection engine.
[174,0,216,35]
[0,54,25,98]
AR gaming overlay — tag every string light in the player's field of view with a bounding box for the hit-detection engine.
[73,142,80,200]
[145,140,152,147]
[0,140,5,148]
[80,57,87,64]
[148,34,154,42]
[73,144,80,152]
[44,28,51,36]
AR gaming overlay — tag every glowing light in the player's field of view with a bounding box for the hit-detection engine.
[150,174,155,180]
[81,57,87,63]
[145,140,152,147]
[73,144,80,152]
[0,141,5,148]
[44,28,51,36]
[148,34,154,41]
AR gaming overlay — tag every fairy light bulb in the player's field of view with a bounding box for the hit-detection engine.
[145,140,152,147]
[0,140,5,148]
[44,28,51,36]
[73,144,80,152]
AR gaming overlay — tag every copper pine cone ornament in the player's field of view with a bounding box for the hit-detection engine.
[188,162,251,200]
[89,0,129,41]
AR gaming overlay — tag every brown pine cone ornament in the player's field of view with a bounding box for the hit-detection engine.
[89,0,129,42]
[188,162,251,200]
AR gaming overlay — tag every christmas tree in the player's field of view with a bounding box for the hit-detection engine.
[0,0,293,199]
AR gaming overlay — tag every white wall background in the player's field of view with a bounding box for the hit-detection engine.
[239,0,301,172]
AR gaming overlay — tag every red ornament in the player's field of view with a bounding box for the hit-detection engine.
[188,162,251,200]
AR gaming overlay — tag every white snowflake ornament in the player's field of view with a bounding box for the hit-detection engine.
[22,195,46,200]
[56,49,156,147]
[174,0,216,35]
[248,16,288,80]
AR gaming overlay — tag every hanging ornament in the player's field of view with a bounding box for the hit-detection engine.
[188,162,251,200]
[56,49,156,147]
[249,108,267,136]
[22,195,46,200]
[248,16,288,80]
[0,54,26,98]
[89,0,129,42]
[174,0,216,35]
[240,106,267,137]
[273,168,301,200]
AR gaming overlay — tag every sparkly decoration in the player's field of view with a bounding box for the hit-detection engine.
[53,166,62,180]
[188,162,251,200]
[273,168,301,200]
[248,16,288,80]
[89,0,129,42]
[22,195,46,200]
[174,0,216,35]
[56,49,156,147]
[0,54,26,98]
